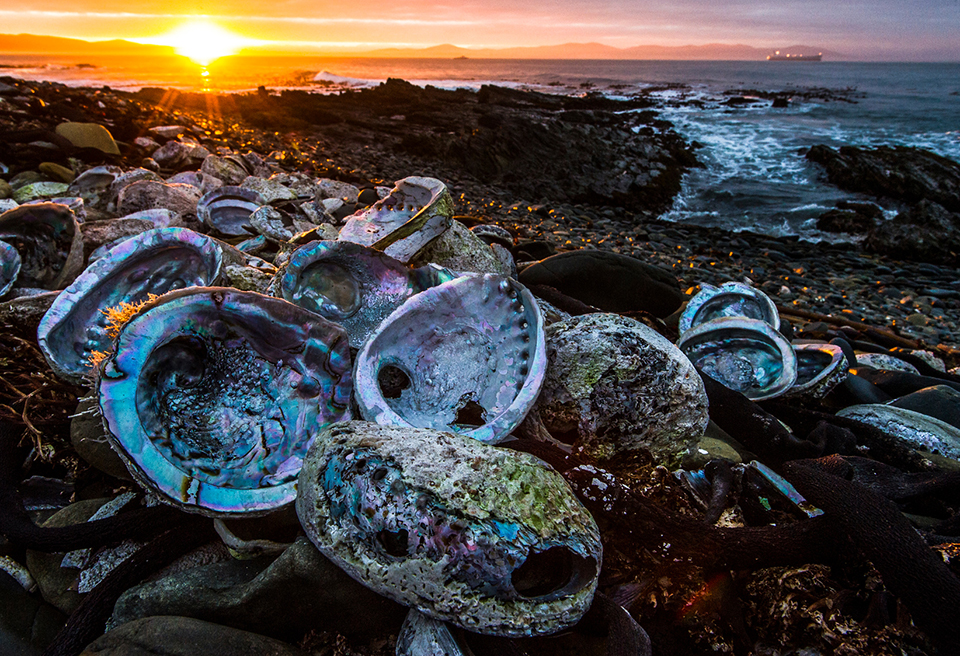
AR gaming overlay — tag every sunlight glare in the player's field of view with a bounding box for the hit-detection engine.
[162,21,247,66]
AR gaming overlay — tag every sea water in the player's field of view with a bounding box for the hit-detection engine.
[2,54,958,239]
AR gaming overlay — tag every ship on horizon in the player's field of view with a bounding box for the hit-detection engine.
[767,50,822,61]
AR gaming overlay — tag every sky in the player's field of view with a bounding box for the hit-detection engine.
[0,0,958,60]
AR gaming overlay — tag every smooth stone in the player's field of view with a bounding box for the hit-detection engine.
[0,570,65,656]
[851,368,960,398]
[409,219,510,275]
[9,172,43,189]
[12,182,70,204]
[38,163,75,183]
[890,385,960,430]
[0,199,18,213]
[837,404,960,460]
[81,616,306,656]
[54,122,120,155]
[25,499,112,614]
[151,141,210,169]
[111,537,407,641]
[241,176,297,204]
[116,181,202,218]
[856,352,919,374]
[70,396,131,480]
[537,313,708,465]
[682,425,743,469]
[166,171,203,187]
[148,125,188,139]
[201,155,248,186]
[0,180,12,199]
[518,250,683,318]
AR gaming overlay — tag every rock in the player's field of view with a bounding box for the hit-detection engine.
[68,166,123,208]
[54,122,120,155]
[107,169,163,207]
[111,537,407,641]
[0,291,60,327]
[9,172,44,190]
[116,181,202,218]
[152,141,210,169]
[0,569,65,656]
[25,499,113,614]
[70,396,131,480]
[218,264,275,293]
[815,208,877,234]
[118,209,183,229]
[536,313,708,465]
[81,616,306,656]
[316,179,360,204]
[890,385,960,430]
[0,180,12,199]
[148,125,188,139]
[12,182,70,204]
[38,163,75,183]
[79,219,154,260]
[806,144,960,212]
[864,200,960,263]
[408,220,510,275]
[518,250,683,317]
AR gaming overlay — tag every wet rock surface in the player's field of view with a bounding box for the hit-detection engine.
[0,76,960,656]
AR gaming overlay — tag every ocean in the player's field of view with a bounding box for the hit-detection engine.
[2,54,958,240]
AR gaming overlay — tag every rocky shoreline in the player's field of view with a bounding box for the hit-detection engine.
[2,75,960,656]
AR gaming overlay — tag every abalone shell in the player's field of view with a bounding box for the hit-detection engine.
[0,202,84,290]
[679,282,780,335]
[296,421,601,636]
[97,287,353,516]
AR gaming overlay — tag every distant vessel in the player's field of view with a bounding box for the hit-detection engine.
[767,50,822,61]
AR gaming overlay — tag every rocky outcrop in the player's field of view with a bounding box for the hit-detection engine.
[864,200,960,263]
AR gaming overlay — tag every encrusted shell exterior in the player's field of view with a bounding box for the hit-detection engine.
[679,282,780,335]
[338,176,453,262]
[677,316,797,401]
[537,313,708,464]
[38,228,223,384]
[837,404,960,460]
[787,343,847,400]
[354,274,546,444]
[296,421,601,636]
[0,240,21,297]
[196,186,264,237]
[279,240,456,347]
[97,287,353,517]
[396,610,467,656]
[0,202,84,290]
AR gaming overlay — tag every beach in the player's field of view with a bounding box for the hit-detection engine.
[2,74,960,655]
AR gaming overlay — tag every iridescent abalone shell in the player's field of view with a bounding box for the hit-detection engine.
[279,240,456,347]
[338,176,453,262]
[787,343,847,399]
[354,274,546,444]
[0,240,21,297]
[97,287,353,516]
[196,186,264,237]
[679,282,780,335]
[38,227,223,384]
[0,202,84,290]
[296,421,601,636]
[677,316,797,401]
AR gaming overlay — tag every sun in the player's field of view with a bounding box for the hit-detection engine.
[161,21,248,66]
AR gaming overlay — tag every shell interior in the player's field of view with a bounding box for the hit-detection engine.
[788,343,848,399]
[97,287,353,516]
[0,240,22,297]
[679,282,780,335]
[338,176,453,262]
[280,240,457,347]
[37,227,223,384]
[0,202,84,289]
[677,316,797,401]
[354,274,546,444]
[196,186,264,237]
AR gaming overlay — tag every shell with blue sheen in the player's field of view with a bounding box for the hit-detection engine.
[0,202,84,290]
[97,287,353,517]
[354,274,546,444]
[37,227,223,384]
[279,240,456,347]
[196,186,264,237]
[296,421,601,637]
[679,281,780,335]
[0,240,21,297]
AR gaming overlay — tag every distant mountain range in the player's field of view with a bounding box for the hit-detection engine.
[0,33,845,61]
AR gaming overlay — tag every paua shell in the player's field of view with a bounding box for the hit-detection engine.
[786,343,847,399]
[338,176,453,262]
[296,421,601,636]
[0,240,21,297]
[97,288,353,516]
[396,610,468,656]
[279,240,456,347]
[537,313,708,464]
[37,228,223,384]
[0,202,84,290]
[679,282,780,335]
[196,186,264,237]
[837,404,960,460]
[677,316,797,401]
[354,274,546,444]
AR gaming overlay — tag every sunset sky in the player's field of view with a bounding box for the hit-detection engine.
[0,0,957,60]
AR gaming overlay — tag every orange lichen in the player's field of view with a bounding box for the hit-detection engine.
[101,294,159,339]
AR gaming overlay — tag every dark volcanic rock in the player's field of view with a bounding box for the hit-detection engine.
[865,200,960,263]
[806,144,960,212]
[816,208,877,234]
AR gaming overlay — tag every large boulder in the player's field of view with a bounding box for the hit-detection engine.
[864,200,960,263]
